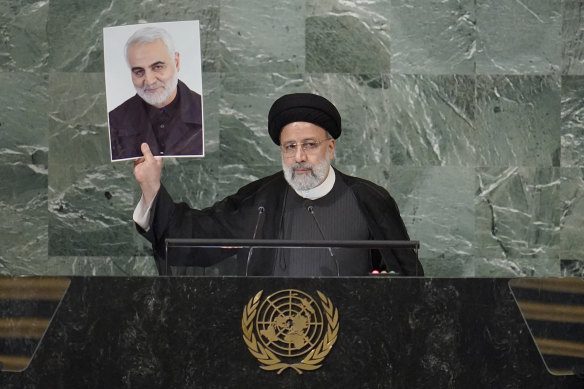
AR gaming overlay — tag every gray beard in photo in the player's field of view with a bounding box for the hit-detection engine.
[135,71,179,107]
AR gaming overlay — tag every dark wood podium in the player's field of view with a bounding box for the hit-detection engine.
[0,277,581,388]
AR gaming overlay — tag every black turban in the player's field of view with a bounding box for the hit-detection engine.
[267,93,342,145]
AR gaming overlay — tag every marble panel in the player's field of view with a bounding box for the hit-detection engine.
[47,0,220,72]
[561,76,584,166]
[387,74,477,166]
[389,0,476,75]
[474,255,561,277]
[219,0,304,72]
[562,1,584,75]
[0,0,48,72]
[305,0,391,73]
[48,72,110,169]
[560,168,584,261]
[306,73,392,167]
[0,73,48,275]
[48,161,145,257]
[475,75,561,166]
[0,154,48,276]
[476,0,561,74]
[46,71,135,257]
[40,256,157,276]
[0,72,48,149]
[475,167,561,276]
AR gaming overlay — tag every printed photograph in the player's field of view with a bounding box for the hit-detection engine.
[103,20,204,161]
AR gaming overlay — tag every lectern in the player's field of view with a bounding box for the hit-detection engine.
[0,242,581,388]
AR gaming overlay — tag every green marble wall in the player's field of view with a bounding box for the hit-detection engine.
[1,0,583,277]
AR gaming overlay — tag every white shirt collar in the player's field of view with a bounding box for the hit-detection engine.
[293,167,336,200]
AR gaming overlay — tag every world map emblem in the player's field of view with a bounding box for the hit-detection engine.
[241,289,339,374]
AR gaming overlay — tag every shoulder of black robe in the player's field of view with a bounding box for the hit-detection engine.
[137,170,288,271]
[176,80,202,126]
[335,168,424,276]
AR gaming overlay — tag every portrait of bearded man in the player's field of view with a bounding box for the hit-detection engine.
[107,24,203,161]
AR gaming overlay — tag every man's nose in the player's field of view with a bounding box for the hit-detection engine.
[144,70,157,85]
[294,145,307,162]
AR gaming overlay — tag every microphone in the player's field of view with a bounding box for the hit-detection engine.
[306,204,339,276]
[245,205,265,276]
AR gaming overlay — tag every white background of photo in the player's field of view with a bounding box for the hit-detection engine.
[103,20,203,112]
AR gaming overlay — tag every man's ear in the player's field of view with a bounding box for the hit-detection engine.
[175,52,180,72]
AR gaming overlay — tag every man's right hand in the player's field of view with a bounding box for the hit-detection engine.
[134,143,163,206]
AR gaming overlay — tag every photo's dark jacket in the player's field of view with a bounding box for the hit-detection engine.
[109,80,203,160]
[138,168,424,276]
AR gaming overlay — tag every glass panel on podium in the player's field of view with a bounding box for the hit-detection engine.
[164,239,420,277]
[509,277,584,376]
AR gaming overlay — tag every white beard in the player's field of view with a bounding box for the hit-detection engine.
[282,151,331,191]
[135,71,179,107]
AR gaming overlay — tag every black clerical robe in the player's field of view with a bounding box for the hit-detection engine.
[138,168,424,276]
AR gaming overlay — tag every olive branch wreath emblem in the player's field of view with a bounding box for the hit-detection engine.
[241,290,339,374]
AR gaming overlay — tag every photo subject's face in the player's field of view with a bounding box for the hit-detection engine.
[127,38,179,108]
[280,122,335,191]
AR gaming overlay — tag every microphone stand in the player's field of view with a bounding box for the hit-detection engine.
[245,205,265,276]
[307,204,340,276]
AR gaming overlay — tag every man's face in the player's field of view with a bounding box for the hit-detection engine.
[280,122,336,191]
[127,38,180,108]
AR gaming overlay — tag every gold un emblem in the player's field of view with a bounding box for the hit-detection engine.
[242,289,339,374]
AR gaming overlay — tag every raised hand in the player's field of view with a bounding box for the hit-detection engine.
[133,143,163,205]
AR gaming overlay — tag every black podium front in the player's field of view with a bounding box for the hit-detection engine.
[0,277,581,388]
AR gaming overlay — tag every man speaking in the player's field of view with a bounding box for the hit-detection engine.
[108,26,203,160]
[133,93,423,276]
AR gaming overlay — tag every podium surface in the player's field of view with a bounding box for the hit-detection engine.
[0,277,581,388]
